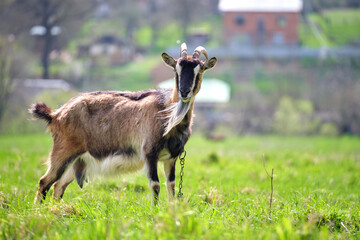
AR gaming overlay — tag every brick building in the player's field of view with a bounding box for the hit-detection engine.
[218,0,303,46]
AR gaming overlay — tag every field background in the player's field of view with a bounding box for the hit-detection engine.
[1,134,359,239]
[1,1,360,239]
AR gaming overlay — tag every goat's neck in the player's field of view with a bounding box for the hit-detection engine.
[182,102,194,125]
[170,83,180,103]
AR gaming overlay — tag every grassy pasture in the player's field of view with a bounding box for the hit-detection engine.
[300,9,360,47]
[0,134,359,239]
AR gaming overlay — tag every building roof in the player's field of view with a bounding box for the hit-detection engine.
[158,78,230,103]
[218,0,303,13]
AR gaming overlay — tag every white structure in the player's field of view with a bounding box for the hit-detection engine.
[158,78,230,103]
[218,0,303,13]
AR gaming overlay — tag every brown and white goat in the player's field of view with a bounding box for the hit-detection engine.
[30,43,217,205]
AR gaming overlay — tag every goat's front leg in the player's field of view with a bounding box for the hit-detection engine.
[147,163,160,205]
[146,153,160,205]
[164,159,176,200]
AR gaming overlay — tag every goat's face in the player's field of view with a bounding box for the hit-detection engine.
[162,44,217,103]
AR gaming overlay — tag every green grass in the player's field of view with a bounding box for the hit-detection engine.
[89,56,160,91]
[300,9,360,47]
[1,135,360,239]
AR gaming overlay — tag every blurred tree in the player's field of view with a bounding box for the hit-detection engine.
[0,37,29,133]
[147,0,169,49]
[108,0,141,42]
[170,0,212,39]
[347,0,360,7]
[1,0,95,79]
[0,38,12,126]
[0,0,30,35]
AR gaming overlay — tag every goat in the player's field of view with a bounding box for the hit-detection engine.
[29,43,217,205]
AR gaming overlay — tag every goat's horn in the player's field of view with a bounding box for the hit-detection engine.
[180,43,187,58]
[193,46,208,61]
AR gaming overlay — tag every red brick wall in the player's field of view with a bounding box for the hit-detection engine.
[223,11,300,45]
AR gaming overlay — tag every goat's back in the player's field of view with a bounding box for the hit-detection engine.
[47,90,170,157]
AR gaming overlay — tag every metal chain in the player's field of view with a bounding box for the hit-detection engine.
[177,150,186,199]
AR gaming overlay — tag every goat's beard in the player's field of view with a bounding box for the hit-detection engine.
[160,99,192,136]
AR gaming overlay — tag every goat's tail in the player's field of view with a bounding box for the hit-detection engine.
[29,102,53,124]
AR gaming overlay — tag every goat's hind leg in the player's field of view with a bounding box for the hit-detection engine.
[53,166,75,201]
[53,157,87,200]
[35,146,81,204]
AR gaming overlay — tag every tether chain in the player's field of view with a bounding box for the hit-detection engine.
[177,150,186,199]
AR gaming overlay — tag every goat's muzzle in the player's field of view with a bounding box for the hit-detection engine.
[180,89,191,103]
[181,97,191,103]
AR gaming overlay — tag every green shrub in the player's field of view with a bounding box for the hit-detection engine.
[134,27,152,48]
[319,122,339,137]
[273,96,319,135]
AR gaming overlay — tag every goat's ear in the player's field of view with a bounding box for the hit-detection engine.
[203,57,217,71]
[161,53,176,68]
